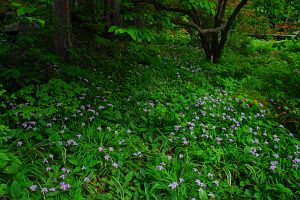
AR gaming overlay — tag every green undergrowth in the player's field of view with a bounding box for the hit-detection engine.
[0,33,299,199]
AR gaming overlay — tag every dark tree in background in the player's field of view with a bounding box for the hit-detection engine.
[2,0,298,63]
[53,0,73,58]
[133,0,249,63]
[104,0,123,26]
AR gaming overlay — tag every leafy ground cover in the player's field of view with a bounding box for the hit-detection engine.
[0,34,300,199]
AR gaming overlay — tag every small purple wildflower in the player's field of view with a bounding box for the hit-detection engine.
[84,177,90,182]
[270,161,278,171]
[67,140,78,146]
[273,153,279,159]
[195,179,201,186]
[119,139,125,145]
[104,154,110,160]
[41,188,48,193]
[208,192,215,198]
[183,140,189,145]
[112,162,119,168]
[60,174,67,179]
[271,161,278,166]
[213,180,219,186]
[174,125,181,131]
[61,167,71,174]
[46,167,52,172]
[133,151,143,157]
[168,182,179,189]
[109,147,114,152]
[17,141,23,146]
[98,146,104,152]
[76,134,82,139]
[195,179,205,187]
[270,165,276,171]
[60,182,71,191]
[292,158,300,164]
[30,185,37,192]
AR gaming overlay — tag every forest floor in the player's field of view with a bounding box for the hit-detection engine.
[1,32,300,199]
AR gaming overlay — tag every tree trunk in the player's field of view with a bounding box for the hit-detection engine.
[103,0,122,26]
[202,0,248,63]
[76,0,97,17]
[103,0,112,21]
[112,0,122,25]
[134,3,145,27]
[53,0,73,58]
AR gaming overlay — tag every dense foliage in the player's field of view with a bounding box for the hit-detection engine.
[0,0,299,199]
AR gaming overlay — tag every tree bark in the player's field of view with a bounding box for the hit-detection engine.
[103,0,122,26]
[134,3,145,27]
[53,0,73,58]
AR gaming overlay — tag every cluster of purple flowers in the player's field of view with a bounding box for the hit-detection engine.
[21,121,37,130]
[156,162,166,171]
[292,158,300,168]
[270,161,278,171]
[195,179,206,188]
[168,178,185,190]
[60,182,71,191]
[9,74,298,200]
[30,185,58,193]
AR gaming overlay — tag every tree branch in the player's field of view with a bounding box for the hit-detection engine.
[224,0,248,33]
[215,0,224,23]
[220,0,229,19]
[131,0,192,17]
[219,0,248,50]
[171,19,226,34]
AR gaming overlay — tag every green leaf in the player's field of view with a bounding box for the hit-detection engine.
[10,181,22,199]
[11,2,22,7]
[47,129,61,142]
[245,164,258,182]
[115,111,123,120]
[25,17,46,27]
[115,28,127,35]
[68,158,79,165]
[3,162,19,174]
[254,192,261,200]
[0,184,8,195]
[108,26,118,33]
[17,7,36,17]
[224,168,232,187]
[46,191,59,197]
[144,182,150,200]
[199,189,208,200]
[0,152,9,162]
[124,171,134,187]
